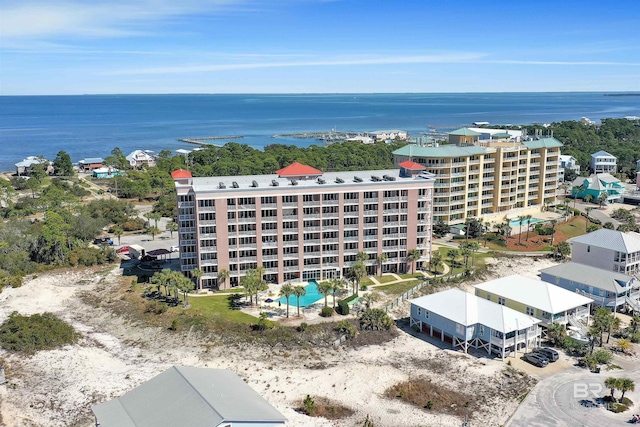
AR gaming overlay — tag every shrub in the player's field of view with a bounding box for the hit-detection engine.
[336,320,356,338]
[338,300,350,315]
[0,311,80,354]
[303,395,317,416]
[170,319,179,331]
[320,307,334,317]
[297,322,308,332]
[145,301,167,315]
[593,348,613,364]
[0,275,23,292]
[359,308,394,331]
[122,218,145,231]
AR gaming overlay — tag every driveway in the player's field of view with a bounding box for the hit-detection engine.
[507,358,640,427]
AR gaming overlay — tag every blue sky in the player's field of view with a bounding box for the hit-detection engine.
[1,0,639,94]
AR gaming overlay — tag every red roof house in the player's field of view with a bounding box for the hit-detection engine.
[397,161,427,171]
[275,162,322,178]
[171,169,193,179]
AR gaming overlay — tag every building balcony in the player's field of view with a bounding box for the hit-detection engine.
[237,204,256,211]
[282,202,298,207]
[363,210,379,216]
[178,201,195,208]
[363,234,378,241]
[238,217,257,223]
[262,254,278,261]
[364,198,379,203]
[197,206,216,213]
[199,220,216,226]
[200,247,217,253]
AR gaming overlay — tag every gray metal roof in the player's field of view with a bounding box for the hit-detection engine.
[92,366,287,427]
[539,262,636,293]
[591,150,615,158]
[570,229,640,254]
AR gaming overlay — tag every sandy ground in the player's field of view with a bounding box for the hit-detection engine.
[0,257,558,427]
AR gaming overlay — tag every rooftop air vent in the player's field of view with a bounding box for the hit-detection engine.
[335,177,344,184]
[317,178,326,184]
[218,182,226,189]
[232,181,239,188]
[371,176,381,182]
[271,180,279,187]
[290,179,298,186]
[251,180,258,188]
[354,176,363,183]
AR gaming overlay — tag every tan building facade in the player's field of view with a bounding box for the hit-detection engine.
[393,133,562,225]
[174,165,435,289]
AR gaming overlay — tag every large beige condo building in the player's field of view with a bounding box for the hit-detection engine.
[393,128,563,225]
[173,163,435,289]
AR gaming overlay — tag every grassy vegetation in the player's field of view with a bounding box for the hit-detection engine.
[187,294,256,325]
[399,273,424,280]
[386,378,480,418]
[556,220,587,239]
[375,280,422,296]
[376,275,397,284]
[0,312,80,354]
[435,246,492,275]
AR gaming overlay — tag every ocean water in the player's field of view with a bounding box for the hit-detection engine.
[1,93,639,172]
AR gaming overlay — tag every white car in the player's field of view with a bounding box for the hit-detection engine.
[170,246,179,252]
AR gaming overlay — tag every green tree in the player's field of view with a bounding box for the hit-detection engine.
[547,322,567,346]
[429,251,443,274]
[593,307,615,348]
[604,377,620,401]
[356,251,369,262]
[597,192,608,208]
[585,207,593,232]
[190,268,203,291]
[447,249,459,270]
[175,272,195,307]
[330,278,345,310]
[53,150,74,176]
[166,221,178,238]
[377,252,388,276]
[151,269,172,296]
[584,194,594,204]
[146,225,161,240]
[347,261,367,296]
[360,292,379,309]
[432,218,449,238]
[458,242,473,268]
[317,281,333,307]
[554,241,571,259]
[292,285,306,317]
[218,269,229,290]
[517,215,526,244]
[112,227,123,245]
[25,176,41,199]
[279,283,294,318]
[619,378,635,401]
[525,214,533,241]
[407,248,421,274]
[359,308,394,331]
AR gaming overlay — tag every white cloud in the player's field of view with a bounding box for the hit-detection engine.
[104,53,487,75]
[0,0,247,40]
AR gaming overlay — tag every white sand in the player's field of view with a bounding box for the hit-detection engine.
[0,258,550,427]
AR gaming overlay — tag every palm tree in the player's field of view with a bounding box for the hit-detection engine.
[597,191,608,208]
[429,251,443,274]
[356,251,369,262]
[150,269,172,296]
[149,212,161,228]
[191,268,203,291]
[292,285,306,317]
[217,269,229,290]
[584,194,594,205]
[377,252,388,276]
[619,378,635,401]
[517,215,526,244]
[317,281,333,307]
[546,322,566,346]
[549,219,557,247]
[348,261,367,296]
[468,241,480,267]
[166,221,178,238]
[330,278,344,310]
[525,215,532,241]
[607,316,621,344]
[604,377,619,401]
[447,249,459,270]
[407,249,421,274]
[279,283,294,318]
[176,273,195,307]
[113,227,123,245]
[585,207,593,232]
[146,225,161,240]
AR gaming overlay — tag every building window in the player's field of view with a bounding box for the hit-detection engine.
[498,297,505,306]
[424,310,429,319]
[456,323,464,335]
[486,293,491,301]
[479,325,485,336]
[587,245,590,253]
[417,307,422,316]
[526,307,534,316]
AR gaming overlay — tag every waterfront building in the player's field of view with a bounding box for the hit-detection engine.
[78,157,104,172]
[92,167,125,179]
[366,129,408,141]
[569,228,640,276]
[570,173,626,203]
[14,156,53,176]
[173,163,434,289]
[590,150,617,174]
[393,128,562,225]
[126,150,156,169]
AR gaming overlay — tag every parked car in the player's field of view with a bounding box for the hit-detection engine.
[116,246,130,254]
[523,353,549,367]
[533,347,559,362]
[491,346,511,357]
[94,237,114,246]
[170,246,179,252]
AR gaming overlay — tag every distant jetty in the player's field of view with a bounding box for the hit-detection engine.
[272,130,361,143]
[179,136,244,147]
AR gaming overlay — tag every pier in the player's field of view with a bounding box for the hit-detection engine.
[179,136,244,147]
[272,130,362,143]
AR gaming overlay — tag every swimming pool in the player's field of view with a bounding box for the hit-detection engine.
[275,280,324,308]
[509,217,544,227]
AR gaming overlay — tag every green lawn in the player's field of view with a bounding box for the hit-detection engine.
[376,279,423,296]
[376,275,397,284]
[435,246,491,275]
[556,220,587,239]
[186,294,256,324]
[399,272,424,280]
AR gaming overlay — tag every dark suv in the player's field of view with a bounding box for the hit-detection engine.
[533,347,559,362]
[523,353,549,367]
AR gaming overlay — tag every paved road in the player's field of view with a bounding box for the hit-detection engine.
[507,357,640,427]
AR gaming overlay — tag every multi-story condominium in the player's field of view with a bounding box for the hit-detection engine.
[393,128,562,224]
[172,163,434,289]
[570,229,640,276]
[590,150,617,174]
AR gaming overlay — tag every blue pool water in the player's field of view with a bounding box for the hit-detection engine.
[276,280,323,308]
[509,218,544,227]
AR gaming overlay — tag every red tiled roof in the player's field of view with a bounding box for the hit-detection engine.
[275,162,322,177]
[398,161,426,170]
[171,169,193,179]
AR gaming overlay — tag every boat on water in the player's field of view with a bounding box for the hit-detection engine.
[567,326,589,345]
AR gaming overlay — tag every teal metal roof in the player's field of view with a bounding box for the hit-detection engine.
[449,127,482,136]
[492,132,511,138]
[393,144,486,158]
[522,137,564,149]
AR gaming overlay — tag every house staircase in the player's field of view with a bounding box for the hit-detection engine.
[568,314,588,336]
[625,296,640,314]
